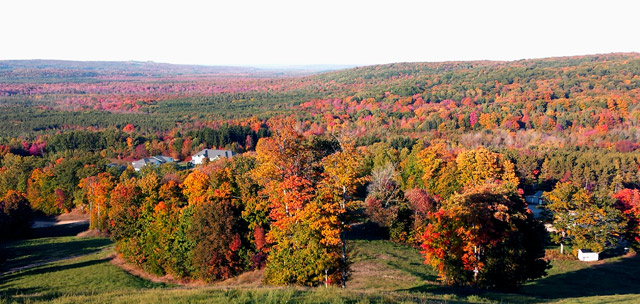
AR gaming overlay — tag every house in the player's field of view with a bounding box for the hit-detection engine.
[525,190,544,205]
[525,191,545,218]
[527,204,544,219]
[131,155,176,171]
[577,249,599,262]
[191,149,235,165]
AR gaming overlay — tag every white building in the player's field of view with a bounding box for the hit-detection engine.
[191,149,235,165]
[131,155,176,171]
[577,249,599,262]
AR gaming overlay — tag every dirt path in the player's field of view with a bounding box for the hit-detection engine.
[110,255,205,287]
[31,208,90,229]
[31,219,88,228]
[109,254,265,287]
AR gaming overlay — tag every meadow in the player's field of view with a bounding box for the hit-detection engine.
[1,224,639,303]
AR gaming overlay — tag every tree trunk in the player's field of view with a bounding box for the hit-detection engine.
[341,232,346,288]
[325,269,328,288]
[341,187,347,288]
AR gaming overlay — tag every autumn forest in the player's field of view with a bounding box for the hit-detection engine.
[2,53,640,302]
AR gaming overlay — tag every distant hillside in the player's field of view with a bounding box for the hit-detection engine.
[1,53,640,144]
[0,60,321,80]
[311,52,640,89]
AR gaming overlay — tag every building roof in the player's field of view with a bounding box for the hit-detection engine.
[525,190,544,198]
[192,149,235,159]
[131,155,176,169]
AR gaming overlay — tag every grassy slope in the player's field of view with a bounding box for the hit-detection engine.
[0,236,110,273]
[1,230,640,303]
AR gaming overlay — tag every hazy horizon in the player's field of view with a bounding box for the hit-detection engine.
[1,0,638,66]
[2,51,637,70]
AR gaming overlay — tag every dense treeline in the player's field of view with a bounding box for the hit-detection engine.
[1,116,640,290]
[186,124,270,152]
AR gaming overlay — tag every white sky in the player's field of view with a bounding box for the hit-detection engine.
[1,0,638,66]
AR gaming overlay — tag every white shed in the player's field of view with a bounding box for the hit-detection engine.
[577,249,599,262]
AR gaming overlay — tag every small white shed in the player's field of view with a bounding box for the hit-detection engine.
[577,249,599,262]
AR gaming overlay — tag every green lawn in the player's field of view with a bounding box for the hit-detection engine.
[1,230,640,303]
[1,249,166,303]
[0,237,111,273]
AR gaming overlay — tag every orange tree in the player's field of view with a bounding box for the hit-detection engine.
[78,172,114,230]
[613,188,640,248]
[421,183,547,290]
[254,118,365,286]
[254,118,321,285]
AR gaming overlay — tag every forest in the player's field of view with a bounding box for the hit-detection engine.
[2,53,640,301]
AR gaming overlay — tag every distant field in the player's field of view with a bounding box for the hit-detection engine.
[2,231,640,303]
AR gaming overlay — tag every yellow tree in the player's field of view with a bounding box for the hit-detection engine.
[417,142,459,199]
[456,147,519,188]
[182,170,210,206]
[78,172,114,230]
[26,167,57,215]
[316,140,367,287]
[255,117,366,286]
[543,182,625,254]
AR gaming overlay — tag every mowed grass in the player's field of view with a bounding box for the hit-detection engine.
[24,287,495,304]
[0,236,111,273]
[519,253,640,302]
[0,236,490,303]
[1,230,640,303]
[348,239,640,303]
[348,239,438,290]
[0,238,167,303]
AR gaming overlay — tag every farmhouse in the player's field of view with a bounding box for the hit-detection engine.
[191,149,235,165]
[131,155,176,171]
[577,249,599,261]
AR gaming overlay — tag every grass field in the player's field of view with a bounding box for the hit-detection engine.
[1,224,640,303]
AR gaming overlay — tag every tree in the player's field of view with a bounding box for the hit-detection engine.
[0,190,33,239]
[404,188,439,245]
[108,179,142,241]
[543,182,625,254]
[78,172,114,230]
[613,188,640,248]
[182,170,210,205]
[416,142,460,199]
[189,197,244,281]
[365,162,410,242]
[455,147,519,188]
[316,141,367,287]
[421,183,547,290]
[255,118,358,286]
[27,167,59,215]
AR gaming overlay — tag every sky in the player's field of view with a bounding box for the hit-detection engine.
[1,0,639,66]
